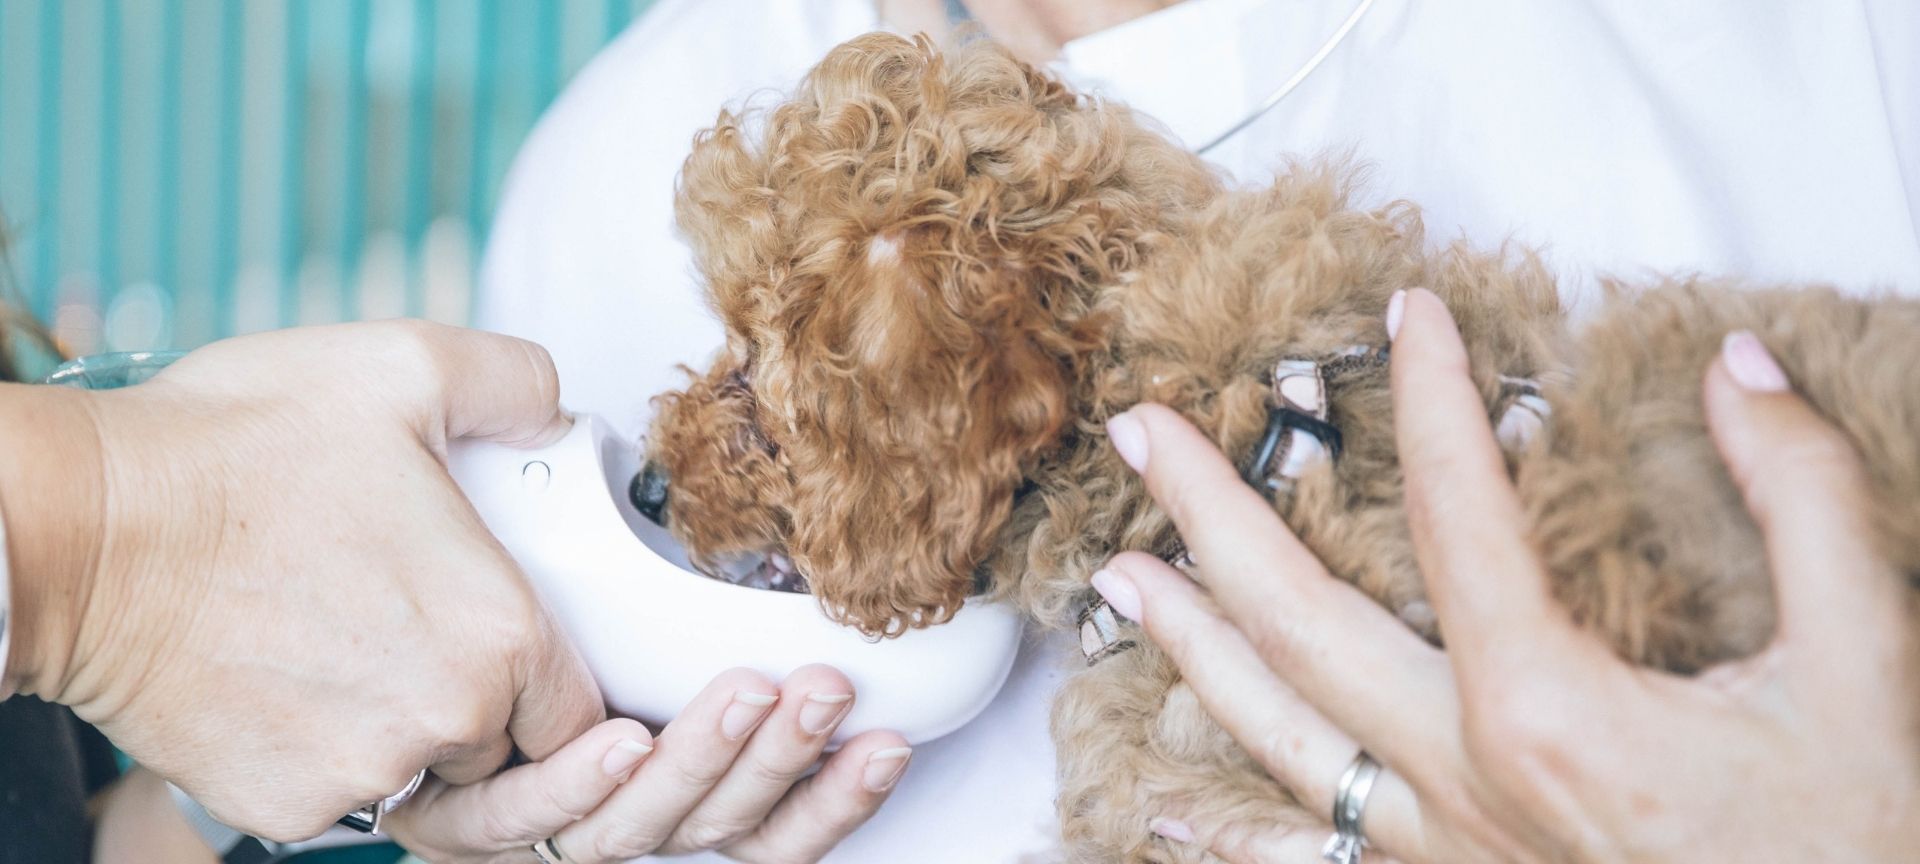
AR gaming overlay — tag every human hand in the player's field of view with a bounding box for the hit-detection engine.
[0,321,604,841]
[385,665,911,864]
[1091,289,1920,862]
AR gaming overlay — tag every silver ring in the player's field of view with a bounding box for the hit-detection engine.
[1321,750,1382,864]
[532,836,569,863]
[336,769,428,835]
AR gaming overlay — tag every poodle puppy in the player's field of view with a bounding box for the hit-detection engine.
[648,31,1220,632]
[641,32,1920,862]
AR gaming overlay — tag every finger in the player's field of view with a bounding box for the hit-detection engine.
[508,611,606,762]
[1102,552,1367,810]
[720,730,911,864]
[410,321,573,447]
[1702,331,1907,666]
[555,669,779,862]
[429,729,515,786]
[1387,288,1595,680]
[1102,552,1433,860]
[1106,404,1452,771]
[657,665,856,855]
[385,718,654,856]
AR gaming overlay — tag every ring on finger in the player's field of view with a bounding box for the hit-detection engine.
[1321,750,1382,864]
[531,836,569,864]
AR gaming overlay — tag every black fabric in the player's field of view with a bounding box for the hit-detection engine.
[0,695,119,864]
[224,837,276,864]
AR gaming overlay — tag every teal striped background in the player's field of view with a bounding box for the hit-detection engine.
[0,0,657,356]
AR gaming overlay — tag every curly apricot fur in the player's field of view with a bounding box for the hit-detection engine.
[649,32,1920,862]
[656,33,1218,636]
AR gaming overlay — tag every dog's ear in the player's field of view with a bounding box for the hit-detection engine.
[772,227,1096,637]
[675,111,782,338]
[671,33,1212,635]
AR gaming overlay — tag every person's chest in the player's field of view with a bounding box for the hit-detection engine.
[1058,0,1920,306]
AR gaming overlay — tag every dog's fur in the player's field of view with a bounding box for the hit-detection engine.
[648,33,1920,861]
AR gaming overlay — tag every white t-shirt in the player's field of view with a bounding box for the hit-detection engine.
[478,2,1918,861]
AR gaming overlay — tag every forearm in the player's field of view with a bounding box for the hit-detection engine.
[0,383,107,700]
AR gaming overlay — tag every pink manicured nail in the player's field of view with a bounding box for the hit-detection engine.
[1091,568,1142,622]
[1150,817,1196,843]
[601,738,653,779]
[722,691,778,739]
[1107,411,1149,472]
[1722,330,1790,393]
[799,692,853,736]
[1386,289,1407,340]
[863,747,913,792]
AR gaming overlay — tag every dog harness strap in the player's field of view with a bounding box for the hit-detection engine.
[1077,353,1555,665]
[1494,374,1552,449]
[1077,595,1137,665]
[1249,347,1386,499]
[1080,346,1386,665]
[1077,346,1383,665]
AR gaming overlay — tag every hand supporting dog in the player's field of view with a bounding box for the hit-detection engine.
[1094,289,1920,862]
[384,665,911,864]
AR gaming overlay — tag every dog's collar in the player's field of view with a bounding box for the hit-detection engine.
[1077,347,1554,665]
[1079,594,1137,664]
[1245,345,1387,495]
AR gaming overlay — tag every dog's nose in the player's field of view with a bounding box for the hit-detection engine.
[630,460,670,525]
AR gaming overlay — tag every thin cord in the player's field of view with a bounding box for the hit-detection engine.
[1194,0,1377,155]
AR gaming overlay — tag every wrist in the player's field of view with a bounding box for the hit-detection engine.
[0,383,108,699]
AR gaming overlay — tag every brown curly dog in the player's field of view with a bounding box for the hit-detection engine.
[641,32,1920,862]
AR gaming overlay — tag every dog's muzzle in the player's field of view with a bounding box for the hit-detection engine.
[631,460,671,525]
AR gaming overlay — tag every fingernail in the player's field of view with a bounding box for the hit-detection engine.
[1150,817,1196,844]
[1107,410,1149,472]
[1091,568,1142,622]
[863,747,913,792]
[1722,330,1789,393]
[722,690,778,739]
[799,692,853,736]
[1386,289,1406,340]
[601,738,653,779]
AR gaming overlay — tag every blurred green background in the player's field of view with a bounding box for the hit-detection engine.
[0,0,660,367]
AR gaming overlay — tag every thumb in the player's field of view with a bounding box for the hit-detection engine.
[414,323,573,448]
[1702,330,1904,666]
[389,718,653,855]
